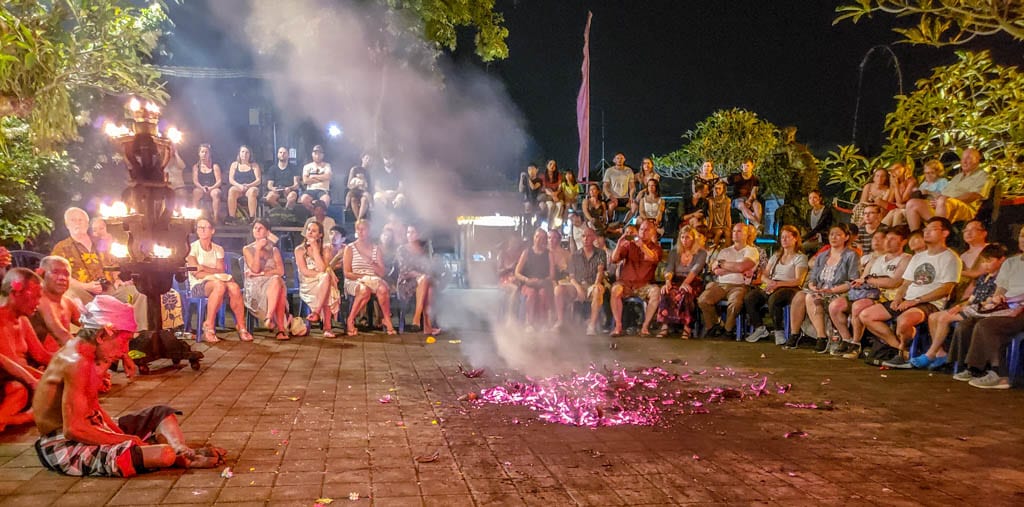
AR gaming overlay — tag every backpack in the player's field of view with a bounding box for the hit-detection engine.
[864,338,899,366]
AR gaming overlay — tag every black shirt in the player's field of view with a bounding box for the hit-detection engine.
[375,166,401,192]
[266,161,299,190]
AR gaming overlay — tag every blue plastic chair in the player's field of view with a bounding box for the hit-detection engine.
[227,252,259,332]
[176,258,228,342]
[715,300,744,341]
[280,252,309,318]
[1007,332,1024,387]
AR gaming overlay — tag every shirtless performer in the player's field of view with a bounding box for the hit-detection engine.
[32,296,225,476]
[0,268,48,430]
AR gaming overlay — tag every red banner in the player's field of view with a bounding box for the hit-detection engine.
[577,12,593,182]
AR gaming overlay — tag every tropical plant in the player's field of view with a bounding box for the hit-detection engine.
[383,0,509,62]
[0,117,74,244]
[835,0,1024,46]
[823,51,1024,197]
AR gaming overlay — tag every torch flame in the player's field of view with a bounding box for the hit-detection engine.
[98,201,129,218]
[144,102,160,114]
[179,206,202,220]
[110,242,130,258]
[166,126,183,144]
[151,244,173,259]
[103,122,130,138]
[128,98,141,112]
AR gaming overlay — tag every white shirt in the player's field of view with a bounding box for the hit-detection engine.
[302,162,332,192]
[995,254,1024,300]
[602,166,634,199]
[903,248,961,307]
[188,240,225,289]
[715,245,759,285]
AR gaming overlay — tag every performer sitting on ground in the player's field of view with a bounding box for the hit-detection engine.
[0,268,49,431]
[32,296,225,476]
[29,257,79,353]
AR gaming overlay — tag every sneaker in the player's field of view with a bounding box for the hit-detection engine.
[909,354,932,369]
[745,326,769,343]
[585,323,596,336]
[830,341,851,356]
[882,355,913,369]
[814,338,830,354]
[773,331,787,346]
[968,370,1011,389]
[952,369,973,382]
[927,355,948,370]
[782,334,804,350]
[841,344,862,359]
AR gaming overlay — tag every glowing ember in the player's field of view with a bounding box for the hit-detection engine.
[103,122,130,138]
[128,98,141,112]
[144,102,160,114]
[166,126,183,144]
[178,206,202,219]
[151,244,173,258]
[474,365,787,427]
[99,201,129,218]
[109,242,129,258]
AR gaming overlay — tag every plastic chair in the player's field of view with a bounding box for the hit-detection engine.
[280,252,308,318]
[9,250,44,270]
[1007,332,1024,387]
[174,275,226,342]
[228,252,259,332]
[716,300,744,341]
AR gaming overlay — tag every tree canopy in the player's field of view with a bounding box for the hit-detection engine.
[836,0,1024,46]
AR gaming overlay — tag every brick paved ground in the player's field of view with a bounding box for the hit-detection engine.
[2,290,1024,506]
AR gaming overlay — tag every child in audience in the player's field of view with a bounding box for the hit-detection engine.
[707,180,731,248]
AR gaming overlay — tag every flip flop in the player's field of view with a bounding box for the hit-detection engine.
[275,331,289,341]
[323,330,337,338]
[202,327,220,343]
[346,327,358,337]
[657,328,669,338]
[386,328,398,335]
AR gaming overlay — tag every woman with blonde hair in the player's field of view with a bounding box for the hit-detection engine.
[742,225,808,344]
[243,220,289,340]
[227,145,262,222]
[656,226,708,338]
[296,221,341,337]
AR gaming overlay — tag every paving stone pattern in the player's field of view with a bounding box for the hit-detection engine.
[2,325,1024,506]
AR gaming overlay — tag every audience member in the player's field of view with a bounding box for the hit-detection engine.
[165,145,188,208]
[343,220,395,336]
[959,220,991,281]
[0,268,48,431]
[396,225,439,334]
[582,183,610,238]
[635,157,660,193]
[548,229,574,329]
[558,170,581,225]
[904,148,993,231]
[784,223,859,352]
[242,220,289,340]
[379,227,400,289]
[707,180,732,248]
[514,228,553,331]
[300,145,332,212]
[90,217,113,256]
[265,146,301,210]
[698,223,757,338]
[52,207,147,332]
[658,226,707,339]
[186,219,251,343]
[680,181,710,229]
[802,190,833,253]
[908,229,926,254]
[373,154,405,211]
[609,220,662,337]
[851,168,891,226]
[226,145,262,222]
[32,296,226,475]
[29,257,79,353]
[539,160,563,226]
[298,221,342,337]
[728,158,762,226]
[497,237,528,323]
[191,144,223,224]
[860,217,961,368]
[880,162,916,226]
[692,160,721,195]
[602,153,634,211]
[633,179,666,234]
[743,225,808,345]
[917,159,949,198]
[561,226,607,336]
[919,243,1008,369]
[346,158,372,221]
[304,200,337,235]
[856,204,885,255]
[518,163,543,218]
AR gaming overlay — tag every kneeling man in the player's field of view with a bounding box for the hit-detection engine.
[32,296,224,477]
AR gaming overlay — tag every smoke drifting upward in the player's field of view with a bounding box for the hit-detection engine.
[209,0,529,229]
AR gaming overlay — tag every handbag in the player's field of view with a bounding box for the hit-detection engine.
[288,316,309,337]
[847,285,881,301]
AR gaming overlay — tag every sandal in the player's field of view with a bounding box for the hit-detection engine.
[275,331,289,341]
[307,313,320,324]
[202,327,220,343]
[386,328,398,336]
[323,330,337,338]
[428,327,442,335]
[346,326,358,337]
[639,329,651,337]
[238,330,254,342]
[657,328,669,338]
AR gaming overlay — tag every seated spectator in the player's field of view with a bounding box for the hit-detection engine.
[373,154,404,211]
[784,224,859,352]
[327,226,348,271]
[602,153,635,211]
[567,211,586,251]
[186,219,251,343]
[397,225,439,334]
[860,217,960,367]
[632,179,666,234]
[0,268,48,431]
[226,145,262,223]
[191,143,223,224]
[514,228,554,331]
[90,217,113,256]
[300,145,332,213]
[680,181,710,229]
[728,158,762,227]
[878,162,916,226]
[692,159,721,196]
[743,225,808,345]
[698,223,757,338]
[265,146,301,210]
[851,168,891,226]
[856,204,885,256]
[658,226,708,339]
[497,237,528,323]
[706,180,732,248]
[857,229,889,279]
[635,157,661,193]
[916,159,949,199]
[343,220,395,336]
[242,220,289,340]
[381,213,407,247]
[954,221,991,302]
[304,200,337,236]
[802,190,833,254]
[908,229,926,254]
[33,296,226,475]
[884,160,940,227]
[518,163,543,218]
[52,207,147,332]
[560,226,607,336]
[558,170,581,226]
[581,183,610,238]
[919,243,1008,369]
[610,220,662,337]
[904,148,993,231]
[298,221,342,336]
[539,160,563,226]
[29,257,80,353]
[548,229,573,329]
[165,144,188,209]
[346,160,372,221]
[834,227,910,358]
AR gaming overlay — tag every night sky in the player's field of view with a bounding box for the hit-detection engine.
[160,1,1017,172]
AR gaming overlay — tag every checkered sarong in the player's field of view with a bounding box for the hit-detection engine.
[35,430,138,477]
